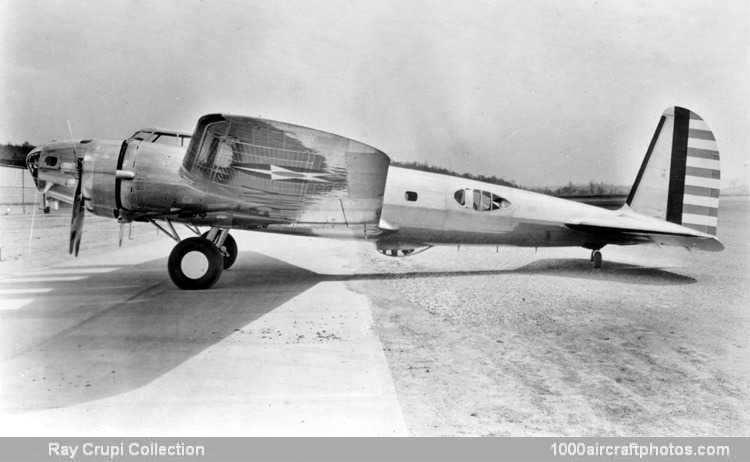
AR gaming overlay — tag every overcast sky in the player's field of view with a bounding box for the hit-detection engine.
[1,0,747,187]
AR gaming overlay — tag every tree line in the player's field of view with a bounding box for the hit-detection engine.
[1,144,628,197]
[391,160,628,197]
[0,142,36,168]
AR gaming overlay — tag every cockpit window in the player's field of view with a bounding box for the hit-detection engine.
[152,132,178,146]
[130,130,191,146]
[44,156,58,167]
[131,131,152,141]
[454,188,510,211]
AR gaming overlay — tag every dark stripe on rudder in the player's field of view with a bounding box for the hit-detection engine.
[687,148,720,160]
[682,223,716,235]
[686,166,721,179]
[666,107,690,224]
[688,129,715,141]
[683,204,718,217]
[684,185,720,198]
[627,116,666,206]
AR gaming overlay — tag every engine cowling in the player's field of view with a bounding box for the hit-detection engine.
[81,138,199,218]
[82,139,124,218]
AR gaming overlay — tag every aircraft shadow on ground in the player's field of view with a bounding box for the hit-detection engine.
[232,255,697,287]
[1,253,319,412]
[375,258,699,286]
[1,252,693,412]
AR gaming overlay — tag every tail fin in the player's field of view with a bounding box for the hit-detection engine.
[626,106,720,235]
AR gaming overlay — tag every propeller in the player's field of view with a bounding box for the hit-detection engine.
[70,157,85,256]
[67,121,84,256]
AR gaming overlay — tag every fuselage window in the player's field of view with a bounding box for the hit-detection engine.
[405,191,418,202]
[454,189,465,205]
[454,189,511,211]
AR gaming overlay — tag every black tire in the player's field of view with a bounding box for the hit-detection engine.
[202,232,238,270]
[168,237,224,290]
[592,250,603,269]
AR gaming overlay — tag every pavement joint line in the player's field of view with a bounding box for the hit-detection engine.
[0,288,53,295]
[0,298,34,310]
[0,278,171,362]
[23,268,121,275]
[0,276,88,283]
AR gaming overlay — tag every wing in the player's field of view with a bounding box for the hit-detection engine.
[179,114,390,233]
[565,208,724,251]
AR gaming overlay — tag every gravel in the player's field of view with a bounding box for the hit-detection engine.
[345,197,749,436]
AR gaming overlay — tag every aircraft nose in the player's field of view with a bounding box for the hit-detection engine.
[26,147,41,184]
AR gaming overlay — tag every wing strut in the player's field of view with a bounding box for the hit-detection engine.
[145,218,181,243]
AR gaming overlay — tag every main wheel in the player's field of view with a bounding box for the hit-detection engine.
[592,250,603,268]
[202,232,238,270]
[168,237,224,290]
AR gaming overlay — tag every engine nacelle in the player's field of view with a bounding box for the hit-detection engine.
[25,140,92,193]
[82,138,209,219]
[83,139,123,218]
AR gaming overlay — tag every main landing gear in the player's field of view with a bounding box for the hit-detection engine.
[168,237,225,290]
[147,220,238,290]
[202,230,238,270]
[590,249,603,268]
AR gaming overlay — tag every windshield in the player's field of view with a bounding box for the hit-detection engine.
[129,130,191,146]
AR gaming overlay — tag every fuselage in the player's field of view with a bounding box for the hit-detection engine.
[379,167,619,250]
[26,135,625,250]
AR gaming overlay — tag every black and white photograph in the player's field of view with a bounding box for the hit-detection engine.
[0,0,748,454]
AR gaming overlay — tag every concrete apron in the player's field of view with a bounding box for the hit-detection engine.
[0,232,407,436]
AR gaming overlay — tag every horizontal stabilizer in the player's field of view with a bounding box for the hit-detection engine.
[566,210,724,252]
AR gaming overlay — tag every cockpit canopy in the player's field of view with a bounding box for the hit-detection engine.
[128,128,192,148]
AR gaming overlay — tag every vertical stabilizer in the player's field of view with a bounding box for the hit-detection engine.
[626,107,720,235]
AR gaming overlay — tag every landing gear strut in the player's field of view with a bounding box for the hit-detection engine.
[202,231,238,270]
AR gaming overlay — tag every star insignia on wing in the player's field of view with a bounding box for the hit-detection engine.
[234,164,331,182]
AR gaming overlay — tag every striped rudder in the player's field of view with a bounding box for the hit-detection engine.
[627,107,720,235]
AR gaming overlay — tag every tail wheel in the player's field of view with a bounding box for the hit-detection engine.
[592,250,603,268]
[202,232,238,270]
[168,237,224,290]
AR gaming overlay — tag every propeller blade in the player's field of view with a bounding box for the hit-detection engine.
[69,157,85,256]
[66,122,86,257]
